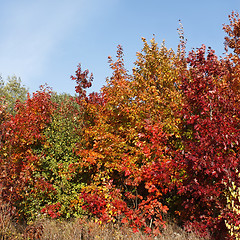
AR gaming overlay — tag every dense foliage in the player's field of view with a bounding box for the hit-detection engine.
[1,11,240,239]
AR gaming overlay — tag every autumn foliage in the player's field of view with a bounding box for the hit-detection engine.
[1,11,240,239]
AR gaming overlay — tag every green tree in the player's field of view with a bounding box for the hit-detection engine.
[0,75,28,113]
[37,93,86,219]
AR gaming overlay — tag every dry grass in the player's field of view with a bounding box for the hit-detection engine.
[36,217,208,240]
[0,204,207,240]
[0,216,207,240]
[0,203,22,240]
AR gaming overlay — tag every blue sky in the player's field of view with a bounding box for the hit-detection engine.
[0,0,239,95]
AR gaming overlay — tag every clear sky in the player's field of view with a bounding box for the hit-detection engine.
[0,0,239,95]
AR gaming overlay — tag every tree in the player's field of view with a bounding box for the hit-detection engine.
[222,11,240,239]
[0,86,55,220]
[174,44,240,239]
[0,75,28,113]
[71,40,183,233]
[38,93,86,219]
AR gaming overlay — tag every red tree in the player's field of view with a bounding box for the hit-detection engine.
[176,44,240,238]
[0,86,56,219]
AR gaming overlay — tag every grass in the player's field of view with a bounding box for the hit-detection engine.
[0,206,207,240]
[37,217,207,240]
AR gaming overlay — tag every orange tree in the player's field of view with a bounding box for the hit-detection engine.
[71,39,184,234]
